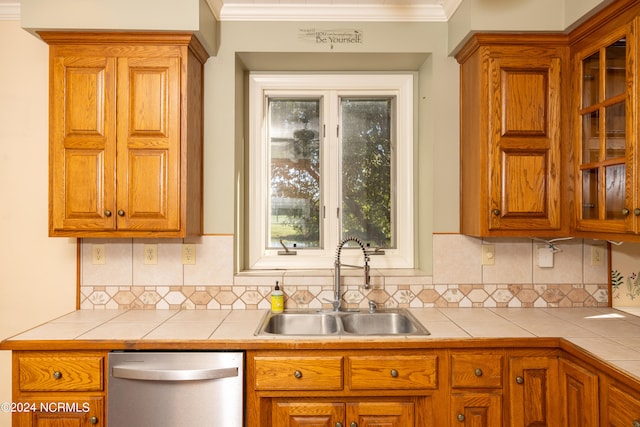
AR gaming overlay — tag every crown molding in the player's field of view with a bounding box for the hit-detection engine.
[220,3,447,22]
[0,3,20,20]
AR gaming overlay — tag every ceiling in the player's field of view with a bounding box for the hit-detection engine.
[0,0,462,22]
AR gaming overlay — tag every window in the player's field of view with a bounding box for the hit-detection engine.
[249,74,414,269]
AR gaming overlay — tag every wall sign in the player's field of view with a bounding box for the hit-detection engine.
[299,28,363,49]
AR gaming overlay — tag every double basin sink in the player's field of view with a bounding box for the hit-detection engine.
[255,308,430,336]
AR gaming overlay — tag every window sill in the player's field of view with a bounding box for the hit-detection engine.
[234,268,432,287]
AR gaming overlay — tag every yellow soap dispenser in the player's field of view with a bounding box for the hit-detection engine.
[271,281,284,313]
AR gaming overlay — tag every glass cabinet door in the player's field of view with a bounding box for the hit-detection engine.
[577,36,628,228]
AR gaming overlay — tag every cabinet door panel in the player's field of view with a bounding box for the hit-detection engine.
[509,356,559,427]
[489,57,562,231]
[50,56,116,233]
[116,56,180,231]
[558,359,598,427]
[273,401,344,427]
[451,393,501,427]
[347,401,414,427]
[13,397,103,427]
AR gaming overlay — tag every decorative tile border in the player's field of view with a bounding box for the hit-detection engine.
[80,283,609,310]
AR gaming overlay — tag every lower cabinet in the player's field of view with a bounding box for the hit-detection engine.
[11,351,107,427]
[508,354,559,427]
[272,399,414,427]
[603,378,640,426]
[558,358,599,427]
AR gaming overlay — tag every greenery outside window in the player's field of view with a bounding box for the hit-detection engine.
[248,74,414,269]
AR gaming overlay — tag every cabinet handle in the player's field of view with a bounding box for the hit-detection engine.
[492,209,501,216]
[474,368,483,377]
[89,416,98,425]
[293,370,302,379]
[390,369,398,377]
[104,210,112,217]
[633,420,640,427]
[335,423,342,427]
[622,208,630,216]
[635,209,640,216]
[515,376,524,384]
[52,371,62,380]
[457,413,465,422]
[350,423,357,427]
[117,209,125,217]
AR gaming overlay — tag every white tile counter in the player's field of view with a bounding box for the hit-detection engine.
[3,307,640,379]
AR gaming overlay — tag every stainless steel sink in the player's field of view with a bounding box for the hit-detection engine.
[255,309,429,336]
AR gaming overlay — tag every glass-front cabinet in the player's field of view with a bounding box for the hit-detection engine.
[574,22,637,236]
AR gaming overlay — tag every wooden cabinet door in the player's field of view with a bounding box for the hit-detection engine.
[272,401,344,427]
[604,381,640,427]
[115,55,181,232]
[451,393,501,427]
[558,359,598,427]
[488,54,562,232]
[347,401,414,427]
[49,55,116,234]
[508,356,559,427]
[13,397,103,427]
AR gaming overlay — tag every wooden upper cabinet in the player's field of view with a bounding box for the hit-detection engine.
[456,35,569,237]
[43,32,207,238]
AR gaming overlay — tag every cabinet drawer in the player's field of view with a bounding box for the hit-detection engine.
[18,353,104,392]
[254,356,343,390]
[348,355,437,390]
[451,353,502,389]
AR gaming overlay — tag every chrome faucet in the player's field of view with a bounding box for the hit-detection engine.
[329,236,371,311]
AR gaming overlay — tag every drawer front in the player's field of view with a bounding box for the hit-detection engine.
[451,353,503,389]
[254,356,343,390]
[18,354,104,392]
[348,355,438,390]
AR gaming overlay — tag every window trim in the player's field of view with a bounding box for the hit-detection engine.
[248,73,414,269]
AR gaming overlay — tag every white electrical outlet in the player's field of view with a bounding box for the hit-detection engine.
[537,245,554,268]
[182,244,196,265]
[92,244,106,265]
[144,244,158,265]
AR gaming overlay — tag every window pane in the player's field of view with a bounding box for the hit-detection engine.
[605,38,626,100]
[268,98,321,249]
[605,102,625,160]
[582,168,598,220]
[340,97,394,248]
[582,110,599,163]
[605,164,625,220]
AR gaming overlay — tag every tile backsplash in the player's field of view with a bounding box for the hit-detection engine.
[80,234,609,310]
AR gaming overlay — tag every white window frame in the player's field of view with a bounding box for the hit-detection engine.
[248,73,414,269]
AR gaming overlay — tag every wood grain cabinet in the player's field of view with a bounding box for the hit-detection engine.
[455,34,569,237]
[558,358,599,427]
[11,351,107,427]
[508,353,559,427]
[603,378,640,426]
[41,32,207,238]
[246,350,443,427]
[570,2,640,241]
[450,351,503,426]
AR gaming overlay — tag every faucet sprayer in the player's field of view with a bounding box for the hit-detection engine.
[329,236,371,311]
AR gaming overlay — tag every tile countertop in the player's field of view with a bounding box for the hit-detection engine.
[3,307,640,380]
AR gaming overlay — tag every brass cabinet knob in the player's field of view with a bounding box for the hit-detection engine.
[350,423,357,427]
[52,371,62,380]
[89,416,98,425]
[474,368,483,377]
[632,420,640,427]
[492,209,501,216]
[335,423,343,427]
[390,369,399,377]
[104,210,112,217]
[457,413,465,422]
[634,208,640,216]
[117,209,125,217]
[294,370,302,379]
[515,376,524,384]
[622,208,630,216]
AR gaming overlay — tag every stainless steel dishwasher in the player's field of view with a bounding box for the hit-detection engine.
[108,351,244,427]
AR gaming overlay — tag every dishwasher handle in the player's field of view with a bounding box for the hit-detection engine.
[112,365,238,382]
